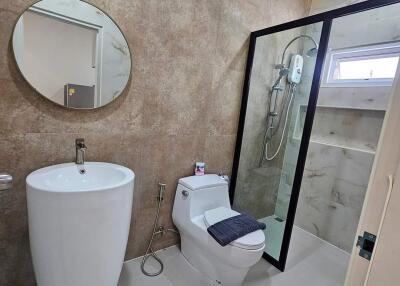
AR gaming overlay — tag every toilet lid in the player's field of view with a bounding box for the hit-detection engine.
[204,207,265,250]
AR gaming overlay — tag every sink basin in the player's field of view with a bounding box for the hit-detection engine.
[27,162,133,192]
[26,162,135,286]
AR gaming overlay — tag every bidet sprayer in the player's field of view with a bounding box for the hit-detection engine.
[158,183,166,201]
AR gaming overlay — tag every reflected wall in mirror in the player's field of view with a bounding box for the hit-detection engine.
[12,0,132,109]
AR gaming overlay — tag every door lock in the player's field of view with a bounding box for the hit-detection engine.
[356,231,376,261]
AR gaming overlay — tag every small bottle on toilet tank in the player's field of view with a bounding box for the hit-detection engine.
[195,162,205,176]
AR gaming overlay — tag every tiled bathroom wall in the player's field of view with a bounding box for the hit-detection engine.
[273,22,322,220]
[233,27,306,218]
[0,0,309,285]
[310,0,367,14]
[294,3,400,252]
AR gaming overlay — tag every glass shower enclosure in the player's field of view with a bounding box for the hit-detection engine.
[229,0,400,271]
[231,22,325,269]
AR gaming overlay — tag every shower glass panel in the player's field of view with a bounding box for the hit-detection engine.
[296,1,400,258]
[232,22,323,263]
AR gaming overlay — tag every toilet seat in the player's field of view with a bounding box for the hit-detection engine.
[204,207,265,250]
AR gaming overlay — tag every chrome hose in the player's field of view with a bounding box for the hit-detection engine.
[140,183,179,277]
[140,195,164,276]
[264,83,296,161]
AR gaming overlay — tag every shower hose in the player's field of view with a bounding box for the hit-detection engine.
[264,83,296,161]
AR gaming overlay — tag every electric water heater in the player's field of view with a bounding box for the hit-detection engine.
[288,54,303,84]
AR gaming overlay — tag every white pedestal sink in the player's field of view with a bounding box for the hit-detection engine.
[26,162,135,286]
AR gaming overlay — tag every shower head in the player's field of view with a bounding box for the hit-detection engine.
[281,35,319,65]
[306,47,319,58]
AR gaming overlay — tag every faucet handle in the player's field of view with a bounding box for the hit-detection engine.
[75,138,87,165]
[75,138,86,148]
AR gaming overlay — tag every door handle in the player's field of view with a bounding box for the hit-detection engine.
[0,173,13,191]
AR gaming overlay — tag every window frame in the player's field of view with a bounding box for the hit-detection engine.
[323,42,400,87]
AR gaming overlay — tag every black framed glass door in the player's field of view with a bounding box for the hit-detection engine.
[229,0,400,271]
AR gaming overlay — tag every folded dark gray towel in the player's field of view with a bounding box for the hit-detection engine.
[207,213,266,246]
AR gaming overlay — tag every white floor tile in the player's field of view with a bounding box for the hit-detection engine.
[118,226,350,286]
[118,247,214,286]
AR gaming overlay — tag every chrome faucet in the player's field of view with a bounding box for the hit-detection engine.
[75,138,87,165]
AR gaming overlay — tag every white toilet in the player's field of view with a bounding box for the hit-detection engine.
[172,174,265,286]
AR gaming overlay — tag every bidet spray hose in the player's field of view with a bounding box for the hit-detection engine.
[140,183,179,277]
[140,194,164,276]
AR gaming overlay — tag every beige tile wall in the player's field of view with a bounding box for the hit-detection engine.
[310,0,366,14]
[0,1,308,285]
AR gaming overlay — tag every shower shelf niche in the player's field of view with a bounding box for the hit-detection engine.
[293,104,384,155]
[308,137,375,154]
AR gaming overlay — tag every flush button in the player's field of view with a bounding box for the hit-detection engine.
[181,190,189,198]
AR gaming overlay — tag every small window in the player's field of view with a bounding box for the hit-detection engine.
[325,42,400,87]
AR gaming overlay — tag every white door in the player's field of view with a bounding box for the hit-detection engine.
[345,61,400,285]
[364,162,400,285]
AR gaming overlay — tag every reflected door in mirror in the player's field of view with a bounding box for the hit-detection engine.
[12,0,132,109]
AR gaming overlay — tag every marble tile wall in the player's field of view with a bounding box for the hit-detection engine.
[309,107,385,153]
[274,23,322,219]
[293,2,400,252]
[316,87,391,111]
[233,26,306,218]
[295,143,375,252]
[0,0,310,285]
[310,0,367,14]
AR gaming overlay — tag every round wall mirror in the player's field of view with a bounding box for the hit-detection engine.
[12,0,132,109]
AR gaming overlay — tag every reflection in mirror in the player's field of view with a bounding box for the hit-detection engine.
[12,0,131,109]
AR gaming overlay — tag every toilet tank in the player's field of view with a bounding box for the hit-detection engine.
[173,175,230,222]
